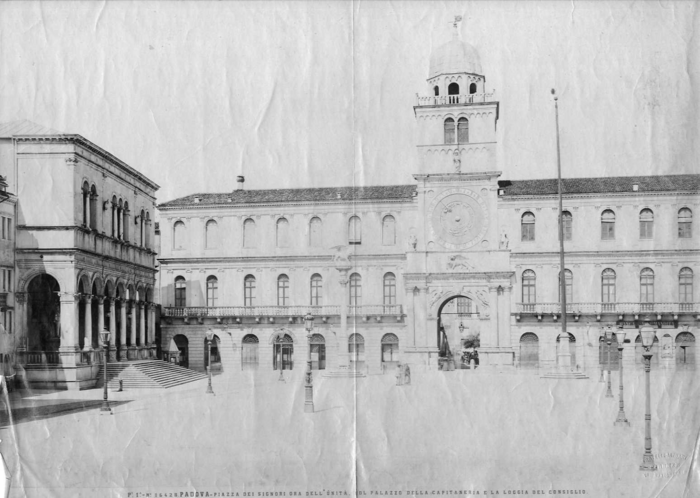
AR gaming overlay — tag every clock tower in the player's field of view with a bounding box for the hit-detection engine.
[403,18,514,371]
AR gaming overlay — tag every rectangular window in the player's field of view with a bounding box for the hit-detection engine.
[601,222,615,240]
[7,219,11,240]
[6,311,11,333]
[640,221,653,239]
[244,280,256,307]
[679,222,691,238]
[521,224,535,242]
[1,217,5,239]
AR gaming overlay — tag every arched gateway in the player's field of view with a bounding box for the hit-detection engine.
[436,295,479,370]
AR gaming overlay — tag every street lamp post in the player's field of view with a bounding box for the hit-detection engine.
[100,329,112,415]
[304,312,315,413]
[605,326,614,398]
[639,319,658,471]
[614,326,630,426]
[205,329,214,395]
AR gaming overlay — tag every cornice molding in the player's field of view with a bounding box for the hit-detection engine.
[510,250,700,260]
[157,197,417,212]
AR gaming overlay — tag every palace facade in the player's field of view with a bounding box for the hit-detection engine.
[0,120,159,390]
[157,28,699,376]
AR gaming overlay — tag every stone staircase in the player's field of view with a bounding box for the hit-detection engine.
[96,360,208,390]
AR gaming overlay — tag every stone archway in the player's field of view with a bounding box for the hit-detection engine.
[436,294,479,370]
[27,274,61,352]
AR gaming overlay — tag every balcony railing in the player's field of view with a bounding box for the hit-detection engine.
[416,92,496,107]
[515,302,698,315]
[163,304,403,319]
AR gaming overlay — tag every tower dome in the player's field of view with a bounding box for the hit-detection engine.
[428,36,482,79]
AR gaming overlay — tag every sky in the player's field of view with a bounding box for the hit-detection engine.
[0,1,698,203]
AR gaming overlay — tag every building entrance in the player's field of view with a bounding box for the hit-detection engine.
[437,296,479,370]
[274,334,294,370]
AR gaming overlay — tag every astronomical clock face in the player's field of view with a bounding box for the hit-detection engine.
[428,188,488,250]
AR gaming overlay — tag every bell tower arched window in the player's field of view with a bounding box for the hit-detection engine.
[444,118,455,144]
[457,117,469,144]
[469,82,477,94]
[433,85,439,96]
[448,82,459,103]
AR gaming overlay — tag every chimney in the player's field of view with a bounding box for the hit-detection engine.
[236,176,245,190]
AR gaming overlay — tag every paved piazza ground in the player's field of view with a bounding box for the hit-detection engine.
[0,367,698,498]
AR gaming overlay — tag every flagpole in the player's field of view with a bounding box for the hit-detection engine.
[552,89,571,371]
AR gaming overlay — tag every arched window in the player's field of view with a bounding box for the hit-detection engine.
[310,274,323,306]
[521,212,535,241]
[174,276,186,307]
[349,273,362,306]
[433,85,439,96]
[679,268,694,309]
[139,209,145,246]
[145,212,151,249]
[640,268,654,309]
[519,333,539,368]
[348,216,362,245]
[244,275,256,307]
[277,274,290,306]
[381,333,399,371]
[522,270,536,309]
[242,334,259,370]
[457,117,469,144]
[117,199,123,240]
[560,211,572,241]
[243,218,256,248]
[447,83,459,103]
[111,196,117,238]
[382,215,396,246]
[601,269,616,310]
[348,333,365,372]
[469,82,477,94]
[558,269,573,303]
[601,210,615,240]
[276,218,289,248]
[122,201,129,242]
[81,182,90,226]
[206,276,218,307]
[679,208,693,238]
[173,221,186,250]
[205,220,218,249]
[640,209,654,239]
[444,118,455,144]
[309,217,323,247]
[89,185,97,229]
[383,273,396,306]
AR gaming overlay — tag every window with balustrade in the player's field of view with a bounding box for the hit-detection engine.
[174,276,186,307]
[444,118,455,144]
[640,268,654,310]
[277,274,290,306]
[310,274,323,306]
[559,211,572,241]
[640,209,654,239]
[522,270,536,310]
[433,85,439,96]
[309,217,323,247]
[601,269,616,310]
[558,269,573,304]
[276,218,289,248]
[601,210,615,240]
[205,220,218,249]
[349,273,362,306]
[448,82,459,104]
[521,212,535,242]
[348,216,362,245]
[173,221,186,250]
[457,117,469,144]
[679,268,693,310]
[383,273,396,306]
[382,215,396,246]
[243,218,256,248]
[469,83,477,94]
[679,208,693,238]
[244,275,256,307]
[206,276,218,307]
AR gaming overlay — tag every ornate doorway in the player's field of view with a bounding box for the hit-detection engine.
[273,334,294,370]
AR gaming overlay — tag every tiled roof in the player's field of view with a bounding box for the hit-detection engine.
[158,185,418,209]
[498,175,700,196]
[0,120,62,137]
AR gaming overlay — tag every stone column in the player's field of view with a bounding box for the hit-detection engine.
[97,297,105,336]
[119,299,128,360]
[107,298,117,362]
[499,286,512,348]
[139,302,146,358]
[486,286,499,348]
[129,300,138,359]
[58,293,80,368]
[148,303,157,358]
[83,294,93,351]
